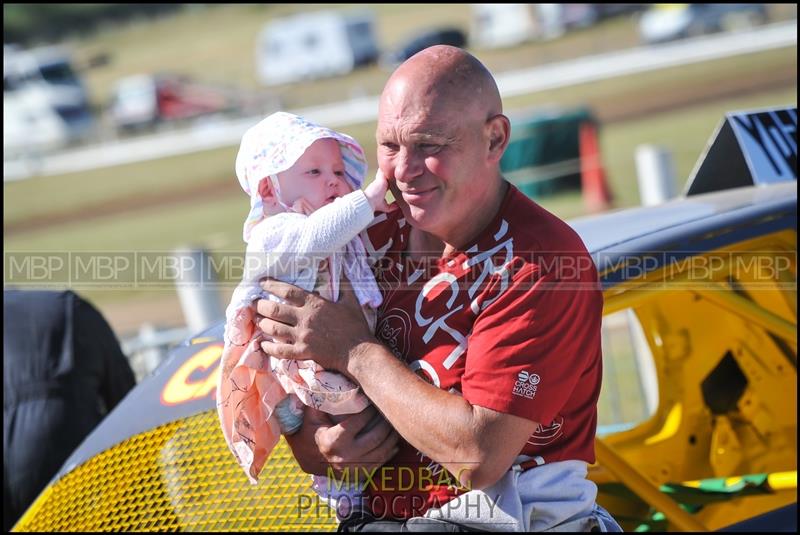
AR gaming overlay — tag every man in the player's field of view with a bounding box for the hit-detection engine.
[255,46,620,531]
[4,290,136,531]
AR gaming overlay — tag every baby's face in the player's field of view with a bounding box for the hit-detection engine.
[276,138,352,211]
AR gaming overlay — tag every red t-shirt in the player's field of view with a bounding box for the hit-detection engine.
[359,183,603,519]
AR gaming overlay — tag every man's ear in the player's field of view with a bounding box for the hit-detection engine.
[486,114,511,164]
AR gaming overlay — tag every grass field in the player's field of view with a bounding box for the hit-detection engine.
[4,47,796,227]
[65,4,796,109]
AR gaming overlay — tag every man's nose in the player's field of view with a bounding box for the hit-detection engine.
[393,148,423,183]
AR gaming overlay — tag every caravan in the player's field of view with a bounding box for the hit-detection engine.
[3,45,94,157]
[470,4,539,49]
[256,10,378,86]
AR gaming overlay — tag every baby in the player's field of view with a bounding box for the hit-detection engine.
[216,112,391,488]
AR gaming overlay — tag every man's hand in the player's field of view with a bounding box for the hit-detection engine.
[285,405,400,477]
[255,278,373,374]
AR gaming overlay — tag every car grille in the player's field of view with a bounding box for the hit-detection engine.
[13,410,338,531]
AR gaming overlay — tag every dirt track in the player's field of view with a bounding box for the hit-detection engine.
[592,66,796,123]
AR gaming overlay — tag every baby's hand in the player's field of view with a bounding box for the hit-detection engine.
[291,197,314,215]
[364,169,395,213]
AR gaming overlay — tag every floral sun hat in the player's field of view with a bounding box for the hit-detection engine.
[234,111,368,242]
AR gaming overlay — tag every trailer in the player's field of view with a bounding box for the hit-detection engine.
[255,9,379,86]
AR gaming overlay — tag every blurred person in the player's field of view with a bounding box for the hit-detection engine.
[3,289,136,531]
[216,112,395,510]
[254,46,622,531]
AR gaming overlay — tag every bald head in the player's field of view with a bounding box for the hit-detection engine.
[381,45,502,121]
[375,45,511,246]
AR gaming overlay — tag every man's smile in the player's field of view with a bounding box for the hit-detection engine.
[401,186,438,203]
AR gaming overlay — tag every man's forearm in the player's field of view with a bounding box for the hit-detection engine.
[346,340,508,488]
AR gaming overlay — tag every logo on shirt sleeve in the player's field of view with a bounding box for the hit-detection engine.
[513,371,540,399]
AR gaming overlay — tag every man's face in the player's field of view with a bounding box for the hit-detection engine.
[376,91,492,241]
[275,138,351,211]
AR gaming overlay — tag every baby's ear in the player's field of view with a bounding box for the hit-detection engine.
[258,177,283,215]
[258,177,275,200]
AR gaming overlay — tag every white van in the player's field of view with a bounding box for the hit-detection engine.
[3,45,94,156]
[470,4,539,49]
[256,10,378,86]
